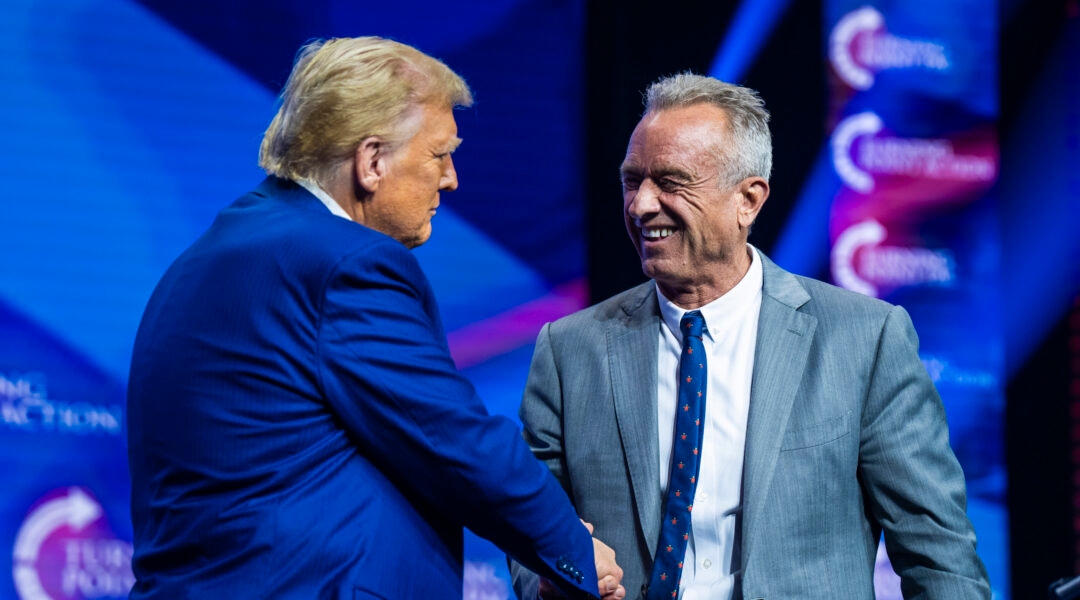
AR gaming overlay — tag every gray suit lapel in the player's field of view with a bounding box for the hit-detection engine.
[741,254,817,566]
[609,283,662,557]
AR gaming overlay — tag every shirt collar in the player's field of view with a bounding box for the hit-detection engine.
[656,245,764,342]
[297,179,353,221]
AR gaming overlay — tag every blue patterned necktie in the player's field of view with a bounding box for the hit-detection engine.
[646,310,707,600]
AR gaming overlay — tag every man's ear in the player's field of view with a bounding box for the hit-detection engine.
[737,177,770,230]
[355,136,386,194]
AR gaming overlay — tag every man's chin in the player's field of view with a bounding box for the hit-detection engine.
[398,233,430,250]
[640,260,671,282]
[404,224,434,249]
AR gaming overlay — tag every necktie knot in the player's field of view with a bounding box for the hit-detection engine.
[681,310,706,339]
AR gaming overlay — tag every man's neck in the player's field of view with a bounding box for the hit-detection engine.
[657,245,754,309]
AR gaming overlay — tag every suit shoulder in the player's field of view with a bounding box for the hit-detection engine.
[219,187,412,268]
[167,187,424,307]
[790,273,903,327]
[545,281,653,335]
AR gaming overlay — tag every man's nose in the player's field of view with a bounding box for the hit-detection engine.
[626,180,660,218]
[440,157,458,191]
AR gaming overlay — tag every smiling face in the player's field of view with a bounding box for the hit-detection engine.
[620,103,768,307]
[362,102,462,249]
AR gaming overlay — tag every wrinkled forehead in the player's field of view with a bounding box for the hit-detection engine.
[623,106,729,171]
[632,105,730,148]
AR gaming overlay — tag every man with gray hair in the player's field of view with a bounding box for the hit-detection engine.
[511,73,990,599]
[127,37,623,599]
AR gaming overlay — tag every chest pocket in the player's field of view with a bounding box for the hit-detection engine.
[780,409,852,451]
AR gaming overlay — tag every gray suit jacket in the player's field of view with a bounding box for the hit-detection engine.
[511,252,989,599]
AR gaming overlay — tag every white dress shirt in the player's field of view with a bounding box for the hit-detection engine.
[297,179,352,221]
[655,246,763,600]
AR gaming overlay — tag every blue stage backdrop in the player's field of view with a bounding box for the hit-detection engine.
[8,1,1076,598]
[824,2,1006,597]
[0,0,584,598]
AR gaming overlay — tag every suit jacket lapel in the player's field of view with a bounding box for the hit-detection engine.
[609,283,663,557]
[740,253,817,567]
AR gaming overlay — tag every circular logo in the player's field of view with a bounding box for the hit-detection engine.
[12,487,133,600]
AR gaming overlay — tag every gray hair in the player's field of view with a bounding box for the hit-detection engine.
[259,37,472,186]
[644,73,772,186]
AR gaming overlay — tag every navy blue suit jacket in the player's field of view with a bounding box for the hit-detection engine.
[127,177,598,599]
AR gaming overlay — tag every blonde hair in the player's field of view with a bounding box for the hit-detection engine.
[259,37,473,185]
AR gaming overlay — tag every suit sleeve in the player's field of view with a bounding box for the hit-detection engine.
[316,241,597,599]
[512,323,572,599]
[858,305,991,599]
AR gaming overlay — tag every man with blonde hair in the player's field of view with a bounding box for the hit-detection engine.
[127,37,623,599]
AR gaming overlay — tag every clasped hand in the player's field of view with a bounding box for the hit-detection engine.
[538,520,626,599]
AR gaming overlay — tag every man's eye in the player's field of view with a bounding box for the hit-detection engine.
[621,178,640,190]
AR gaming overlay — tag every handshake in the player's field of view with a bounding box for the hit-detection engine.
[538,521,626,600]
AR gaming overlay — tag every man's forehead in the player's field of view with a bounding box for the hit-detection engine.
[635,107,727,145]
[621,139,702,182]
[620,156,698,182]
[623,114,721,174]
